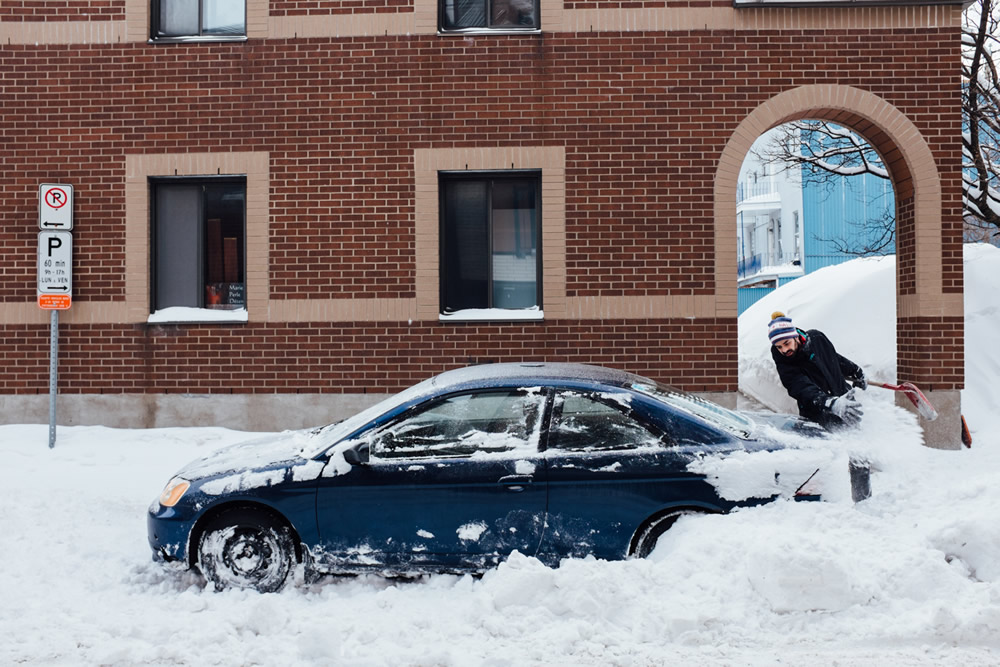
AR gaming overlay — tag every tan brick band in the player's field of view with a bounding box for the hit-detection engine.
[413,145,567,321]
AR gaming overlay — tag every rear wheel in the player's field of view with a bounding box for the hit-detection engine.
[197,509,295,593]
[632,510,699,559]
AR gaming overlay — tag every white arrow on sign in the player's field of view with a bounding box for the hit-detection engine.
[38,231,73,295]
[39,183,74,230]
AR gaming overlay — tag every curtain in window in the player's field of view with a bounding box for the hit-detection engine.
[491,180,537,309]
[160,0,199,36]
[203,0,246,35]
[155,185,202,309]
[443,181,489,311]
[441,0,487,29]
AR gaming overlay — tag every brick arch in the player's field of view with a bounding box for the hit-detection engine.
[715,84,964,447]
[714,84,944,316]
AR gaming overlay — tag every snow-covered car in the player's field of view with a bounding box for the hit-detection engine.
[148,362,866,592]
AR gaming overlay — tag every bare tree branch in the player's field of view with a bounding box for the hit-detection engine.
[752,0,1000,251]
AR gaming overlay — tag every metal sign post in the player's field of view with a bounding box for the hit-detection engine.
[38,184,73,448]
[48,310,59,449]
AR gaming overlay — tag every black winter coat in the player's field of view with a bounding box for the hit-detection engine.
[771,329,864,427]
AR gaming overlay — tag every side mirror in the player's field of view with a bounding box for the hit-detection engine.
[342,442,370,466]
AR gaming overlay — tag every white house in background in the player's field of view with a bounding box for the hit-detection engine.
[737,128,805,289]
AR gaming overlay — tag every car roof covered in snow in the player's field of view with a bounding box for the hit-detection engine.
[427,362,648,391]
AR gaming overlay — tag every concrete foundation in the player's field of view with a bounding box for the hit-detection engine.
[2,390,738,432]
[0,393,393,432]
[897,389,963,450]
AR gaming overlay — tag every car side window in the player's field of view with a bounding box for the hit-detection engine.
[372,389,545,460]
[548,391,663,452]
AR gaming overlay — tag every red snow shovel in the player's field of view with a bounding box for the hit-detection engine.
[870,380,938,421]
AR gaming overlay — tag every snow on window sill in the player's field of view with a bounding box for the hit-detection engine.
[147,307,248,324]
[439,307,543,322]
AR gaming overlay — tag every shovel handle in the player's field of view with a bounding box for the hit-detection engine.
[870,381,901,390]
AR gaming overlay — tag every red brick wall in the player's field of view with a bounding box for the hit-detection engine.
[269,0,413,15]
[897,316,964,389]
[0,319,737,393]
[562,1,730,9]
[0,0,125,21]
[0,27,964,392]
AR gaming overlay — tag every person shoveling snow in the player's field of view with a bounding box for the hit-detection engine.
[768,311,867,431]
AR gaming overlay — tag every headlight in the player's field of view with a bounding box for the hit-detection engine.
[158,477,191,507]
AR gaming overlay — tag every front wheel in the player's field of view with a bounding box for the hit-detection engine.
[632,510,699,559]
[197,509,295,593]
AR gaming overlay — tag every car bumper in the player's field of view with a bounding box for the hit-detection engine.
[147,502,196,564]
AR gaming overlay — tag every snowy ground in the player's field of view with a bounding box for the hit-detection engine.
[2,245,999,666]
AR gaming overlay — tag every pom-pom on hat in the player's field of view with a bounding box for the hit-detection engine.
[767,311,798,345]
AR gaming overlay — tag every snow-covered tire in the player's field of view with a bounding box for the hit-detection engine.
[632,510,698,559]
[197,508,295,593]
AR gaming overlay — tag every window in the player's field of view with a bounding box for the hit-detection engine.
[440,171,541,315]
[440,0,539,31]
[548,392,662,452]
[372,390,545,460]
[151,0,246,40]
[151,178,246,313]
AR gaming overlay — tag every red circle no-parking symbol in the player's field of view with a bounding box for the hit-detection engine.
[45,187,68,209]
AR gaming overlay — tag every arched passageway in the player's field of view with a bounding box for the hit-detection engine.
[715,85,964,448]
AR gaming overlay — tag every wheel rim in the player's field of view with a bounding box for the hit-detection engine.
[203,524,289,591]
[222,528,275,578]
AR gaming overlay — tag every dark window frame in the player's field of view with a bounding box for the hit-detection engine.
[149,0,248,42]
[149,175,247,314]
[438,170,543,314]
[438,0,541,33]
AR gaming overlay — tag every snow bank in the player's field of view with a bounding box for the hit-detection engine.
[739,243,1000,438]
[3,414,999,665]
[961,243,1000,426]
[738,254,897,415]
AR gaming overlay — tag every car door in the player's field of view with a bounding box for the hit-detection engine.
[537,389,711,563]
[313,388,549,572]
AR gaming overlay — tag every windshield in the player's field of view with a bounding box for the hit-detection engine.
[301,376,439,458]
[630,380,755,439]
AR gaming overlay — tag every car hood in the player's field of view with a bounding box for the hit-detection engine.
[749,412,829,439]
[176,428,319,482]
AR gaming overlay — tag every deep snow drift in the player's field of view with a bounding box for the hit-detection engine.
[2,245,999,666]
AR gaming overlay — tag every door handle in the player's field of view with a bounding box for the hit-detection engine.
[498,474,532,491]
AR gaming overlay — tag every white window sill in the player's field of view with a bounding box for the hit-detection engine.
[149,36,248,44]
[439,308,543,322]
[147,307,248,324]
[438,29,542,36]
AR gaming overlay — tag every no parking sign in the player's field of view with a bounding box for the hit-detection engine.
[39,183,74,231]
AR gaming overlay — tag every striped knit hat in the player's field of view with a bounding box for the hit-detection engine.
[767,311,798,345]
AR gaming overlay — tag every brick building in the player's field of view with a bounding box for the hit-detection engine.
[0,0,965,447]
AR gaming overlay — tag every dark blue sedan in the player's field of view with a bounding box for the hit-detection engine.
[148,363,861,592]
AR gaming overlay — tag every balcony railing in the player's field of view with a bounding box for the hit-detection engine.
[736,181,777,204]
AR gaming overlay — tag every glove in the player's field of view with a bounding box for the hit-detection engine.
[851,369,868,391]
[826,389,863,425]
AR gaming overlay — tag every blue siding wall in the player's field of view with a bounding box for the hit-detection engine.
[737,125,895,315]
[738,287,774,314]
[801,161,894,273]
